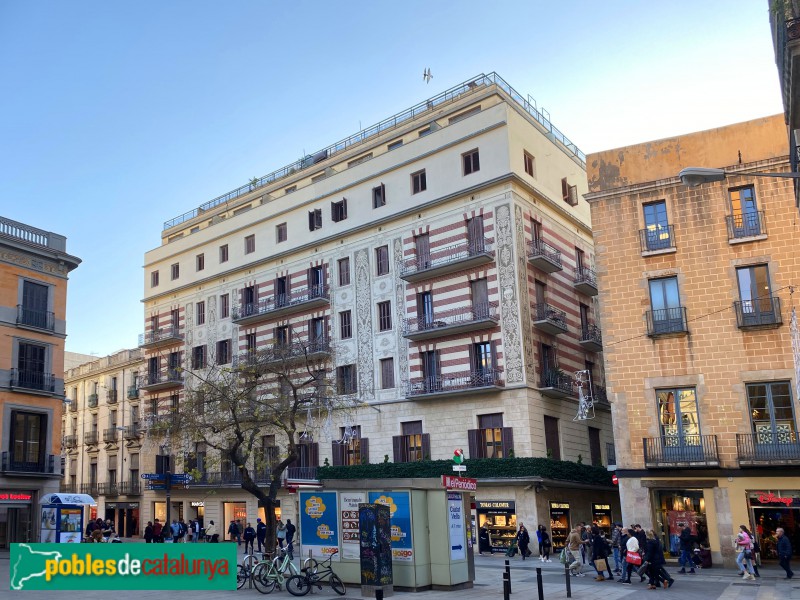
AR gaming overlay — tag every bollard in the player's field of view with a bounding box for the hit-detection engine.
[376,589,384,600]
[504,558,512,594]
[564,564,572,598]
[536,567,544,600]
[503,571,510,600]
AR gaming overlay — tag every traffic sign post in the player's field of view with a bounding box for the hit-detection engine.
[141,473,164,480]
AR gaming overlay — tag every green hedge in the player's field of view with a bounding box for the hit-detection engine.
[318,457,612,486]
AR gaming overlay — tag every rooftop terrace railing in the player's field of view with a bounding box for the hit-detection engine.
[0,216,67,251]
[163,72,586,231]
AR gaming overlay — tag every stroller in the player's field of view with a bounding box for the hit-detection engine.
[506,539,519,557]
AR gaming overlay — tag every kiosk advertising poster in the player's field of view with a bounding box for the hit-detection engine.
[369,491,413,561]
[299,491,339,560]
[340,492,366,559]
[448,493,466,560]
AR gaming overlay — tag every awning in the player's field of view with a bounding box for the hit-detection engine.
[40,493,97,505]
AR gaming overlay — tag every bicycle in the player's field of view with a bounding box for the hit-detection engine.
[286,549,346,596]
[238,550,272,590]
[252,547,301,594]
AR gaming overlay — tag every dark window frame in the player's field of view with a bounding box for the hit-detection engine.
[462,148,480,175]
[377,301,392,331]
[412,169,427,194]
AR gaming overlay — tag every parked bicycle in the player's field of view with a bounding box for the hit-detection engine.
[286,549,346,596]
[251,546,302,594]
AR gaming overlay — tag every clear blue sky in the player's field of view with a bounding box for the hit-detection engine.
[0,0,783,357]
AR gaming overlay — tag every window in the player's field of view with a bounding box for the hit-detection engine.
[524,151,536,177]
[449,106,481,124]
[246,333,257,354]
[544,415,561,460]
[340,311,352,339]
[171,309,180,328]
[331,198,348,222]
[472,342,496,383]
[284,185,296,195]
[219,244,229,263]
[372,184,386,208]
[375,246,390,276]
[415,233,431,270]
[377,301,392,331]
[244,235,255,254]
[642,200,672,251]
[332,426,367,466]
[467,413,512,459]
[588,427,602,466]
[274,325,289,347]
[20,280,50,329]
[467,215,485,252]
[657,388,701,449]
[196,253,204,271]
[308,265,324,294]
[216,339,230,365]
[276,223,287,243]
[16,342,47,390]
[196,301,205,325]
[338,257,350,286]
[192,345,206,369]
[220,294,229,319]
[648,277,685,334]
[412,170,427,194]
[580,303,590,334]
[308,208,323,231]
[10,411,45,468]
[462,149,480,175]
[561,178,578,206]
[348,153,372,168]
[337,364,357,395]
[729,186,761,237]
[380,358,395,389]
[151,271,159,287]
[737,264,777,325]
[387,139,403,151]
[575,247,585,273]
[394,421,427,462]
[471,278,489,317]
[539,342,556,383]
[171,263,179,280]
[274,276,288,307]
[418,126,432,137]
[417,291,434,328]
[309,317,325,345]
[420,350,441,392]
[746,382,796,445]
[241,284,257,316]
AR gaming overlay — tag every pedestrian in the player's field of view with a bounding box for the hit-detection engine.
[144,521,154,543]
[644,529,673,589]
[610,523,623,574]
[735,525,756,581]
[285,519,296,560]
[479,524,492,555]
[276,519,287,548]
[579,523,589,564]
[777,527,794,579]
[516,524,531,560]
[619,528,639,584]
[152,519,163,543]
[193,519,201,543]
[228,520,240,545]
[235,519,243,545]
[678,526,695,574]
[170,519,181,542]
[539,525,552,562]
[206,520,219,543]
[591,525,613,581]
[566,527,585,577]
[244,522,256,554]
[256,518,267,553]
[178,519,188,543]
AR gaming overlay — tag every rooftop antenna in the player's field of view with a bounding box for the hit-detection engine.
[423,68,433,84]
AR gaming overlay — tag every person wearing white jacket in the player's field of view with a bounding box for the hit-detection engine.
[619,529,640,584]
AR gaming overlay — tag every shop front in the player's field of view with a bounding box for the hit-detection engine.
[652,489,709,556]
[748,490,800,558]
[189,500,205,528]
[476,500,516,553]
[592,503,613,536]
[105,502,140,537]
[0,490,34,547]
[549,502,570,550]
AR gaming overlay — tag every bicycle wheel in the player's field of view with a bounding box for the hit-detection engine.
[286,575,311,597]
[242,554,259,571]
[329,573,346,596]
[252,564,276,594]
[236,564,249,590]
[302,558,319,574]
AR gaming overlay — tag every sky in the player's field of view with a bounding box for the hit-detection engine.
[0,0,784,357]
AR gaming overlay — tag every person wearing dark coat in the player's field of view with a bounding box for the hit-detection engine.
[479,525,492,555]
[144,521,154,543]
[777,527,794,579]
[517,525,531,559]
[539,526,552,561]
[678,526,695,574]
[256,518,267,553]
[591,526,613,581]
[643,529,674,589]
[243,523,256,554]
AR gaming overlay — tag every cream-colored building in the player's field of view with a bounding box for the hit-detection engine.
[62,348,145,536]
[586,115,800,567]
[139,73,618,547]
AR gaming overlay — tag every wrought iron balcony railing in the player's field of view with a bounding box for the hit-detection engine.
[87,393,98,408]
[574,265,598,296]
[285,467,319,482]
[103,428,119,443]
[403,302,499,339]
[726,211,765,240]
[592,384,608,404]
[123,424,142,440]
[98,482,119,497]
[639,225,675,253]
[10,369,55,393]
[140,369,184,389]
[406,368,504,398]
[579,324,603,352]
[532,303,568,335]
[734,297,782,329]
[538,370,574,398]
[84,431,99,445]
[736,432,800,464]
[138,326,184,349]
[1,452,56,474]
[106,389,118,404]
[16,305,55,331]
[187,470,273,486]
[527,239,562,273]
[127,385,139,400]
[80,483,99,496]
[60,483,77,493]
[643,435,719,467]
[118,481,142,495]
[646,307,688,336]
[233,285,330,323]
[399,239,495,281]
[63,434,78,448]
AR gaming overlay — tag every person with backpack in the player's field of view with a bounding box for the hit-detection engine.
[538,525,552,562]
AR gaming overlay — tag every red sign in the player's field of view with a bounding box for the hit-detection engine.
[441,475,477,491]
[611,474,618,485]
[756,492,794,506]
[0,492,33,501]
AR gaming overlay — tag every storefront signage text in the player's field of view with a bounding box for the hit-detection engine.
[755,492,795,506]
[441,476,477,491]
[593,504,611,510]
[0,492,33,502]
[551,502,570,509]
[190,502,204,507]
[476,501,515,510]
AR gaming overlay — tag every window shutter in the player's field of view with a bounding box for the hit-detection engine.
[360,438,369,464]
[332,442,344,466]
[310,443,319,467]
[331,201,336,222]
[380,183,385,205]
[308,211,315,231]
[468,343,476,373]
[342,198,347,219]
[501,427,514,458]
[392,435,405,463]
[467,429,481,459]
[421,433,431,461]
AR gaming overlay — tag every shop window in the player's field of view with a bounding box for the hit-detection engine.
[653,490,709,556]
[477,500,517,553]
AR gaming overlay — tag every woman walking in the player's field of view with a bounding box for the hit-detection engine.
[517,524,531,560]
[591,525,613,581]
[538,525,552,562]
[643,529,673,589]
[619,528,639,584]
[735,525,756,581]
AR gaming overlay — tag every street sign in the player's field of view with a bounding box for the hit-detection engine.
[452,465,467,472]
[147,484,167,491]
[141,473,164,480]
[170,473,193,482]
[441,475,477,491]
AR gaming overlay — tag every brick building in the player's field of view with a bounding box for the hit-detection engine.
[586,115,800,566]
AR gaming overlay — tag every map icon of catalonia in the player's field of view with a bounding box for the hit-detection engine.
[11,544,63,590]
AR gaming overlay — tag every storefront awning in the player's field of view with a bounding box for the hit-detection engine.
[40,493,97,505]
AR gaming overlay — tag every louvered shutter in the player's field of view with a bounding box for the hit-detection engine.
[392,435,405,463]
[421,433,431,461]
[360,438,369,464]
[310,443,319,467]
[331,442,345,466]
[467,429,481,459]
[342,198,347,220]
[501,427,514,458]
[309,211,315,231]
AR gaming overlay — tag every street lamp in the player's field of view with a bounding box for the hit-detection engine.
[678,167,800,187]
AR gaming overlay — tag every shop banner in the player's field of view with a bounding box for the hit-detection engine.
[448,493,466,561]
[340,492,366,559]
[369,491,413,561]
[299,491,339,560]
[9,543,237,590]
[667,510,697,536]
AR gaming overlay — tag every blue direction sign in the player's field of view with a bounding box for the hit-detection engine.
[170,474,193,482]
[141,473,165,480]
[147,484,167,490]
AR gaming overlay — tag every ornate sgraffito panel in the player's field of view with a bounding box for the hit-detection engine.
[392,237,409,391]
[514,204,535,385]
[354,248,375,402]
[495,204,524,385]
[184,302,193,350]
[207,294,217,358]
[0,249,69,276]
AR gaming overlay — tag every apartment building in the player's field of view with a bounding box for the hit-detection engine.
[585,115,800,566]
[139,73,617,542]
[0,216,80,547]
[62,349,145,537]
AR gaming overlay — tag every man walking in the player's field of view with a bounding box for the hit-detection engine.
[285,519,297,560]
[678,526,695,574]
[777,527,794,579]
[256,518,267,553]
[566,527,585,577]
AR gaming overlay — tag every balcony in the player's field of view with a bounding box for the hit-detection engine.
[639,226,676,254]
[527,239,563,273]
[232,285,330,325]
[606,442,616,470]
[532,303,568,335]
[187,470,273,486]
[573,266,598,296]
[399,239,495,282]
[80,483,99,497]
[646,307,688,337]
[726,211,766,242]
[734,297,782,329]
[261,338,332,366]
[139,369,183,392]
[593,384,609,405]
[87,393,98,408]
[106,389,118,405]
[406,368,504,399]
[286,467,319,482]
[63,434,78,449]
[10,369,55,394]
[537,371,574,399]
[737,432,800,466]
[103,428,119,443]
[67,399,77,412]
[98,482,119,497]
[84,431,99,445]
[138,326,184,350]
[16,305,55,331]
[1,452,57,475]
[60,483,77,493]
[123,424,142,440]
[127,385,139,400]
[403,302,499,341]
[118,481,142,495]
[643,435,719,468]
[578,324,603,352]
